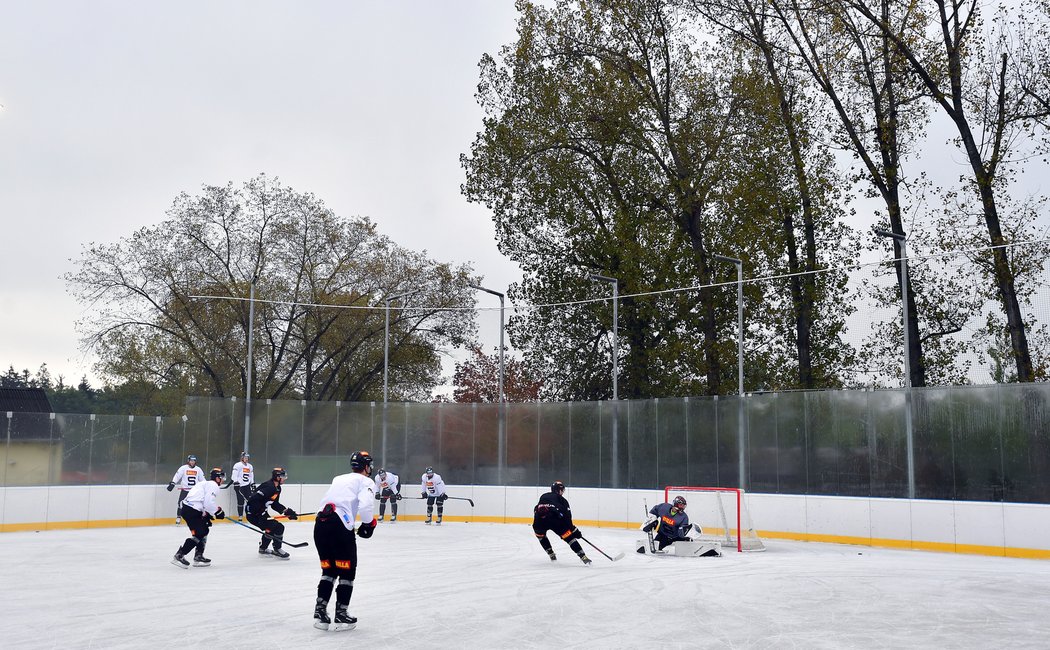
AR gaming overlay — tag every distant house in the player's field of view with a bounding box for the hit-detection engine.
[0,387,62,486]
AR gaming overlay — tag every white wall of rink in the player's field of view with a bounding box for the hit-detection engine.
[1,483,1047,557]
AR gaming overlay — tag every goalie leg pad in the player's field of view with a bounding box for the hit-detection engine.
[670,541,722,557]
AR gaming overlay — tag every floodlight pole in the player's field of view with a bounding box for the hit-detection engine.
[243,277,256,455]
[590,274,619,487]
[469,283,506,484]
[383,289,421,468]
[875,229,915,499]
[713,254,746,490]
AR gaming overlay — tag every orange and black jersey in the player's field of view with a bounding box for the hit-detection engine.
[246,479,287,516]
[533,491,574,528]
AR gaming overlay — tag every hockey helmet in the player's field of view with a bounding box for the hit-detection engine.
[240,451,250,460]
[272,467,288,480]
[210,467,225,481]
[551,480,565,494]
[672,495,687,511]
[425,466,434,477]
[187,454,197,464]
[377,467,387,478]
[350,451,373,472]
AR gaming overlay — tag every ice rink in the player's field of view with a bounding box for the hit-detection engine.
[2,519,1049,649]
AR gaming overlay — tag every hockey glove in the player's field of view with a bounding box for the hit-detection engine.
[357,518,377,539]
[214,508,226,520]
[438,494,448,502]
[396,493,402,501]
[421,491,428,499]
[285,509,298,520]
[249,483,257,492]
[375,492,381,500]
[166,482,175,492]
[567,526,582,541]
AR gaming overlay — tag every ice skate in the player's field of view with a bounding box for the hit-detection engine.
[193,554,211,567]
[390,515,397,523]
[435,516,442,526]
[424,516,432,525]
[313,600,331,631]
[271,548,290,560]
[377,515,384,522]
[259,544,273,557]
[331,606,357,632]
[546,549,557,561]
[579,553,592,565]
[174,517,181,525]
[171,553,189,569]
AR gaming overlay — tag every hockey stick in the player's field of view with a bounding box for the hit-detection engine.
[580,535,625,562]
[643,501,656,554]
[274,511,316,520]
[225,516,310,548]
[443,495,475,507]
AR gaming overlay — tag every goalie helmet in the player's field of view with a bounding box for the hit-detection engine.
[210,467,225,481]
[350,451,373,472]
[272,467,287,480]
[672,495,687,511]
[551,480,565,494]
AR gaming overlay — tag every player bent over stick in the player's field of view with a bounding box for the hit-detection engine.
[171,467,226,568]
[246,467,298,559]
[532,481,591,565]
[312,450,378,632]
[374,468,401,522]
[421,466,447,525]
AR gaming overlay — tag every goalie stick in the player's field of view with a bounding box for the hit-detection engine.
[225,516,310,548]
[642,501,656,554]
[580,535,625,562]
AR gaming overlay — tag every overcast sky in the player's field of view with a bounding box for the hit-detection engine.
[0,1,523,388]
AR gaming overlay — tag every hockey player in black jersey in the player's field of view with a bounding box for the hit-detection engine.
[532,481,591,564]
[246,467,298,559]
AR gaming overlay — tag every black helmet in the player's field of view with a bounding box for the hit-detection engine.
[272,467,287,480]
[377,467,387,477]
[350,451,373,472]
[240,451,250,459]
[425,466,434,477]
[187,455,197,463]
[210,467,225,481]
[672,495,687,511]
[551,481,565,494]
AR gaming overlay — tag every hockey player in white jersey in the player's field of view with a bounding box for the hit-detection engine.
[172,467,226,568]
[374,468,401,522]
[167,454,206,524]
[312,450,377,632]
[420,466,447,525]
[227,451,255,520]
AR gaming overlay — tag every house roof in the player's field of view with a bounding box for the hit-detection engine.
[0,387,54,414]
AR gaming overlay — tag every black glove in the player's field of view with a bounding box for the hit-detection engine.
[375,492,381,500]
[568,526,582,541]
[438,494,448,502]
[249,483,257,492]
[214,508,225,520]
[421,491,428,499]
[357,518,377,539]
[285,509,298,520]
[166,482,175,492]
[396,493,403,501]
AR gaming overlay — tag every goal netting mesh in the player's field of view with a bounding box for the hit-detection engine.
[663,486,766,552]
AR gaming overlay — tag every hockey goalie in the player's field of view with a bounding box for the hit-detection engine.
[637,496,721,557]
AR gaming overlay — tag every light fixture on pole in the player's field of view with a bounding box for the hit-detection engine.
[589,273,619,487]
[468,283,506,483]
[383,289,421,468]
[875,229,916,499]
[713,254,746,490]
[243,276,257,456]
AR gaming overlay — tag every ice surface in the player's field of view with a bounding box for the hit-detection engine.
[2,521,1049,649]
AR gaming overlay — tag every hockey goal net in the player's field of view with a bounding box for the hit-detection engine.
[663,486,765,552]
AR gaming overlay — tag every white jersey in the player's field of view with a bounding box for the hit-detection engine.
[231,461,254,487]
[171,464,207,491]
[421,472,446,497]
[375,471,399,494]
[182,480,222,516]
[318,472,376,531]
